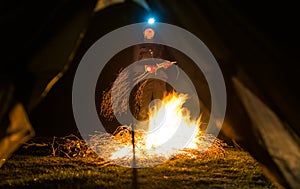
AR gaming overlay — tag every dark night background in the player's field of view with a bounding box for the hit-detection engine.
[1,0,298,136]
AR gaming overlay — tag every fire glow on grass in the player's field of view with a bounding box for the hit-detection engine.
[109,92,201,163]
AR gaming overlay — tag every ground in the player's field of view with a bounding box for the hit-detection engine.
[0,148,276,189]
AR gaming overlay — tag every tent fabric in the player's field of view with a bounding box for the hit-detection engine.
[0,103,35,168]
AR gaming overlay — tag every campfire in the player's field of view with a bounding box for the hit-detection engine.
[92,91,207,167]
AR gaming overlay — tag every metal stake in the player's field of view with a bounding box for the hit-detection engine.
[132,124,138,189]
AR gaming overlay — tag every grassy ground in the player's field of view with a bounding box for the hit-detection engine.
[0,148,276,189]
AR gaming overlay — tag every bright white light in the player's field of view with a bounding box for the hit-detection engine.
[148,18,155,24]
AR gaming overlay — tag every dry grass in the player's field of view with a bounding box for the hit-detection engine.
[19,131,227,166]
[100,68,149,121]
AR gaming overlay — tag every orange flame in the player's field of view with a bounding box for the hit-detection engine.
[110,92,201,160]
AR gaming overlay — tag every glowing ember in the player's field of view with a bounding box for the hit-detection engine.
[109,92,201,162]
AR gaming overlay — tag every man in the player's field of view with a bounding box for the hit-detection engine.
[132,44,169,126]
